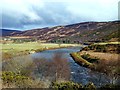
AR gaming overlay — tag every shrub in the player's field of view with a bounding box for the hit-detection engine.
[100,84,120,89]
[84,44,120,54]
[95,45,106,52]
[2,71,46,88]
[50,81,83,90]
[84,82,96,90]
[2,71,30,87]
[51,81,97,90]
[82,47,90,51]
[51,81,120,89]
[94,59,120,85]
[2,58,35,77]
[81,54,99,63]
[33,53,71,82]
[2,52,12,60]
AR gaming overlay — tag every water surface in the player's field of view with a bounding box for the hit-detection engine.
[31,47,110,86]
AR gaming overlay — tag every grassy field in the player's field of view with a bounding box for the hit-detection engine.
[1,42,81,60]
[1,42,80,52]
[94,41,120,45]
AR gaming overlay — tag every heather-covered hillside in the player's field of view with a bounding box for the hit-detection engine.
[2,21,120,43]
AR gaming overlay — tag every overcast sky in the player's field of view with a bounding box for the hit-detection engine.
[1,0,119,30]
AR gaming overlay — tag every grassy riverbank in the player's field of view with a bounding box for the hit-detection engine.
[70,42,120,67]
[1,42,80,61]
[70,52,94,69]
[83,42,120,54]
[70,42,120,86]
[1,42,81,88]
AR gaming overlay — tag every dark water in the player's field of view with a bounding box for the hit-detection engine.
[31,47,110,86]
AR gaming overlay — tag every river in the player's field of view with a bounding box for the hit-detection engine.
[31,46,110,86]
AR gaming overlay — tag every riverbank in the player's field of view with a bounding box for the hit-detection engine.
[2,45,119,88]
[70,42,120,74]
[1,42,81,61]
[71,42,119,64]
[2,46,83,88]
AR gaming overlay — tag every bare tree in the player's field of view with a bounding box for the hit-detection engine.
[33,53,71,82]
[52,53,71,82]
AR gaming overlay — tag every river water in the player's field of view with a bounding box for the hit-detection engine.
[31,47,110,86]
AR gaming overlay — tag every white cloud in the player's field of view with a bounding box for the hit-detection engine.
[66,0,119,21]
[1,0,119,29]
[1,0,44,21]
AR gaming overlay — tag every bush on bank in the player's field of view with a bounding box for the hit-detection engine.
[51,81,120,89]
[82,44,120,54]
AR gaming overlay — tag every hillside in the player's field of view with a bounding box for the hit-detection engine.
[2,21,120,43]
[0,29,21,36]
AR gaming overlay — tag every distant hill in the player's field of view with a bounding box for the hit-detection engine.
[1,21,120,43]
[0,29,21,36]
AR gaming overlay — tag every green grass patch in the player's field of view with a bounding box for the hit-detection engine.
[1,42,80,61]
[1,42,80,52]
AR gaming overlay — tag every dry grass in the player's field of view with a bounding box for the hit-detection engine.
[94,42,120,45]
[80,51,119,62]
[1,42,80,53]
[1,42,80,61]
[78,50,120,85]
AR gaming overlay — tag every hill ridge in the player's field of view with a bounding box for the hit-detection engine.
[1,21,120,43]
